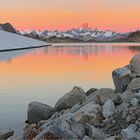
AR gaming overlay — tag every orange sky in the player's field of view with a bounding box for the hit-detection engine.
[0,0,140,32]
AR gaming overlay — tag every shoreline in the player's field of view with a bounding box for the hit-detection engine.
[2,54,140,140]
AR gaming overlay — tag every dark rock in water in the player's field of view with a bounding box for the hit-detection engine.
[27,102,55,124]
[112,65,132,93]
[55,86,86,111]
[0,129,14,140]
[85,88,98,96]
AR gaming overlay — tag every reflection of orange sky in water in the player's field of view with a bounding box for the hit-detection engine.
[0,45,137,90]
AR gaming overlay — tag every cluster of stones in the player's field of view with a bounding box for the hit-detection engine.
[4,54,140,140]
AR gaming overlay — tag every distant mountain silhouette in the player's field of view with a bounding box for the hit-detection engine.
[0,23,19,34]
[127,31,140,42]
[1,22,140,43]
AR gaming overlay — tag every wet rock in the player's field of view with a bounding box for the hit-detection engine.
[86,88,98,96]
[85,88,115,105]
[130,54,140,76]
[102,100,115,119]
[121,124,140,140]
[86,124,107,139]
[127,78,140,90]
[112,65,132,93]
[55,86,86,111]
[74,102,103,126]
[27,102,55,124]
[0,129,14,140]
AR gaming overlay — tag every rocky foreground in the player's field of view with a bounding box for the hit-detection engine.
[2,54,140,140]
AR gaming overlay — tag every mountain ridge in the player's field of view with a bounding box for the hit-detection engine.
[0,23,140,43]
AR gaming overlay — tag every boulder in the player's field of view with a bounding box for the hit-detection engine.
[120,89,134,102]
[27,102,55,124]
[82,135,93,140]
[113,94,122,105]
[121,124,140,140]
[55,86,86,111]
[127,77,140,90]
[130,54,140,76]
[85,88,98,96]
[86,125,107,139]
[112,65,132,93]
[23,124,39,140]
[130,98,139,107]
[85,88,115,105]
[0,129,14,140]
[74,102,103,126]
[105,136,122,140]
[102,100,115,119]
[33,111,86,140]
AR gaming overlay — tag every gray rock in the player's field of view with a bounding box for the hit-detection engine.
[85,88,115,105]
[130,54,140,76]
[130,98,139,107]
[0,129,14,140]
[82,135,93,140]
[33,111,86,140]
[86,88,98,96]
[86,124,107,139]
[121,124,140,140]
[27,102,55,124]
[112,65,132,93]
[102,100,115,118]
[55,86,86,111]
[121,89,134,102]
[105,136,122,140]
[113,94,123,105]
[74,102,103,126]
[116,102,130,119]
[127,78,140,90]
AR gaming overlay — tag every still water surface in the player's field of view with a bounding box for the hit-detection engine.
[0,43,140,132]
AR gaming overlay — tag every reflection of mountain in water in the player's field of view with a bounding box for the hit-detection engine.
[42,44,140,57]
[0,49,31,62]
[0,44,140,62]
[128,46,140,52]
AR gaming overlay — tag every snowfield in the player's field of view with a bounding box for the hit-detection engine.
[0,31,49,51]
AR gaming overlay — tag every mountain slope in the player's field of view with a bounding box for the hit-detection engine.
[0,23,19,34]
[127,31,140,42]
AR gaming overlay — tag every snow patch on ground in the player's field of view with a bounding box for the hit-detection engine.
[0,31,49,51]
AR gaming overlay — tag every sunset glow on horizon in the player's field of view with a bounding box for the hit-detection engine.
[0,0,140,32]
